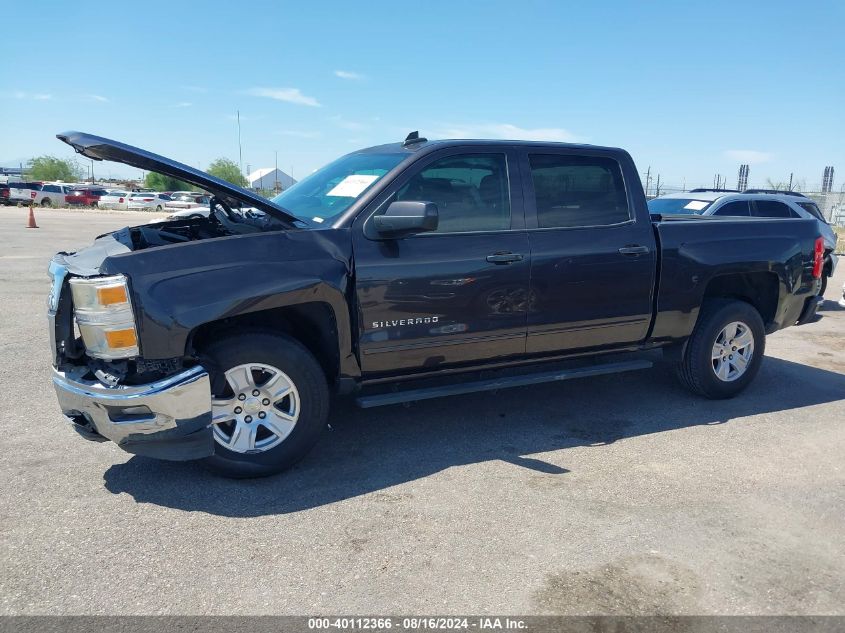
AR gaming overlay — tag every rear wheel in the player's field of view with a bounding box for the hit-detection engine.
[202,331,329,478]
[41,198,51,207]
[155,205,162,212]
[677,299,765,399]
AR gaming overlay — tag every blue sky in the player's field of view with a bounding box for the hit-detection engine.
[1,0,843,190]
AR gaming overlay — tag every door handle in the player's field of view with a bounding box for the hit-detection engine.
[618,245,650,256]
[486,252,523,264]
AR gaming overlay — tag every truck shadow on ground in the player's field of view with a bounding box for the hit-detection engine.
[103,356,845,517]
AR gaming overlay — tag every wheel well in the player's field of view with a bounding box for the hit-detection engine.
[702,272,779,325]
[188,302,340,385]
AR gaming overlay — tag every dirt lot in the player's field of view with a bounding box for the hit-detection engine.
[0,207,843,615]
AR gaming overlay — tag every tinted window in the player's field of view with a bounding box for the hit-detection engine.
[797,201,826,222]
[395,153,510,233]
[528,154,629,228]
[713,201,751,216]
[753,200,795,218]
[44,185,59,193]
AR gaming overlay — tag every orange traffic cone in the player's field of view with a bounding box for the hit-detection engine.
[26,205,38,229]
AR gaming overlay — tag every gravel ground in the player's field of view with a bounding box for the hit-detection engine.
[0,207,843,615]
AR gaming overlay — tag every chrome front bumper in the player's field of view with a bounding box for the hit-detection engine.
[52,365,214,460]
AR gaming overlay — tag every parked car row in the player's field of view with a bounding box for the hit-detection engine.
[0,181,212,212]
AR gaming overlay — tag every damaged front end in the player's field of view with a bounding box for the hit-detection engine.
[47,257,214,460]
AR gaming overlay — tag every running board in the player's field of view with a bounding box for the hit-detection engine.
[355,359,653,408]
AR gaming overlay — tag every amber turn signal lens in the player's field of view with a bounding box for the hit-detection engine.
[97,285,129,306]
[104,328,138,349]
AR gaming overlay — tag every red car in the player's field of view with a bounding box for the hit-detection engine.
[65,186,109,207]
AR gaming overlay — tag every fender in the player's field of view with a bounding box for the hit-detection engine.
[100,227,358,378]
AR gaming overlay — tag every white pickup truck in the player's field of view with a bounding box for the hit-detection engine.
[35,183,74,206]
[7,182,41,205]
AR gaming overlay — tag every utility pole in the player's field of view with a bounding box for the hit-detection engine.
[655,174,662,197]
[275,150,279,193]
[788,172,794,191]
[237,110,243,179]
[644,166,651,197]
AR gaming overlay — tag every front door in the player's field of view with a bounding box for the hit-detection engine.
[352,148,530,377]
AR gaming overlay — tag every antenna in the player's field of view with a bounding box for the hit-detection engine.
[403,131,427,147]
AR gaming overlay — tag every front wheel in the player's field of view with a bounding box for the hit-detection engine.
[201,331,329,478]
[676,299,765,399]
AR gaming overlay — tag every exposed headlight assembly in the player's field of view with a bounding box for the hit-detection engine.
[69,275,139,359]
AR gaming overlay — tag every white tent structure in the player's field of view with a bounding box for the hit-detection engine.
[247,167,296,192]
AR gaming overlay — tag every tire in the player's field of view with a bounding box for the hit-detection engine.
[41,198,51,207]
[676,299,765,399]
[155,205,162,212]
[818,271,828,298]
[201,331,329,478]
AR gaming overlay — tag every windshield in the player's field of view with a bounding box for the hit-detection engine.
[647,197,714,215]
[271,152,408,225]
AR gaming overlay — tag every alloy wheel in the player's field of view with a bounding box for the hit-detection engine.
[711,321,754,382]
[211,363,300,453]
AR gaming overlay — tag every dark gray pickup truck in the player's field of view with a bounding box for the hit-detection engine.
[48,132,825,477]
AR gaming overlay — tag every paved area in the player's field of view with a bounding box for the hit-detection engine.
[0,207,843,615]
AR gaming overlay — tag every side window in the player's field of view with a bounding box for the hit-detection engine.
[44,185,58,193]
[753,200,795,218]
[797,201,826,222]
[528,154,629,228]
[395,154,510,233]
[713,201,751,216]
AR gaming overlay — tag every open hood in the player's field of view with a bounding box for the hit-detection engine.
[57,131,298,226]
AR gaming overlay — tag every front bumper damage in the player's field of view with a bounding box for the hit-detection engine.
[52,364,214,460]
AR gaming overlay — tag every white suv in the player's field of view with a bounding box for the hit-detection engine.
[649,189,838,297]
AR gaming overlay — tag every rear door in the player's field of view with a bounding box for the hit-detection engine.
[519,148,657,354]
[352,147,530,376]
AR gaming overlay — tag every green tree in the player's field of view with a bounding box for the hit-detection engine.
[145,172,193,192]
[207,158,247,187]
[27,156,83,182]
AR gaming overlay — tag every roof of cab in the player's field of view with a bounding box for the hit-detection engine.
[356,138,625,155]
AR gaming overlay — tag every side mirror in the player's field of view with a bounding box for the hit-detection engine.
[373,201,438,238]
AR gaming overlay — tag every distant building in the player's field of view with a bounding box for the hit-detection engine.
[247,167,296,192]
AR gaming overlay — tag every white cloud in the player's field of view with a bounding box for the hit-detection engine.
[88,94,109,102]
[433,122,582,142]
[724,149,773,164]
[172,102,193,108]
[13,91,52,101]
[329,115,366,131]
[246,87,321,107]
[334,70,364,80]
